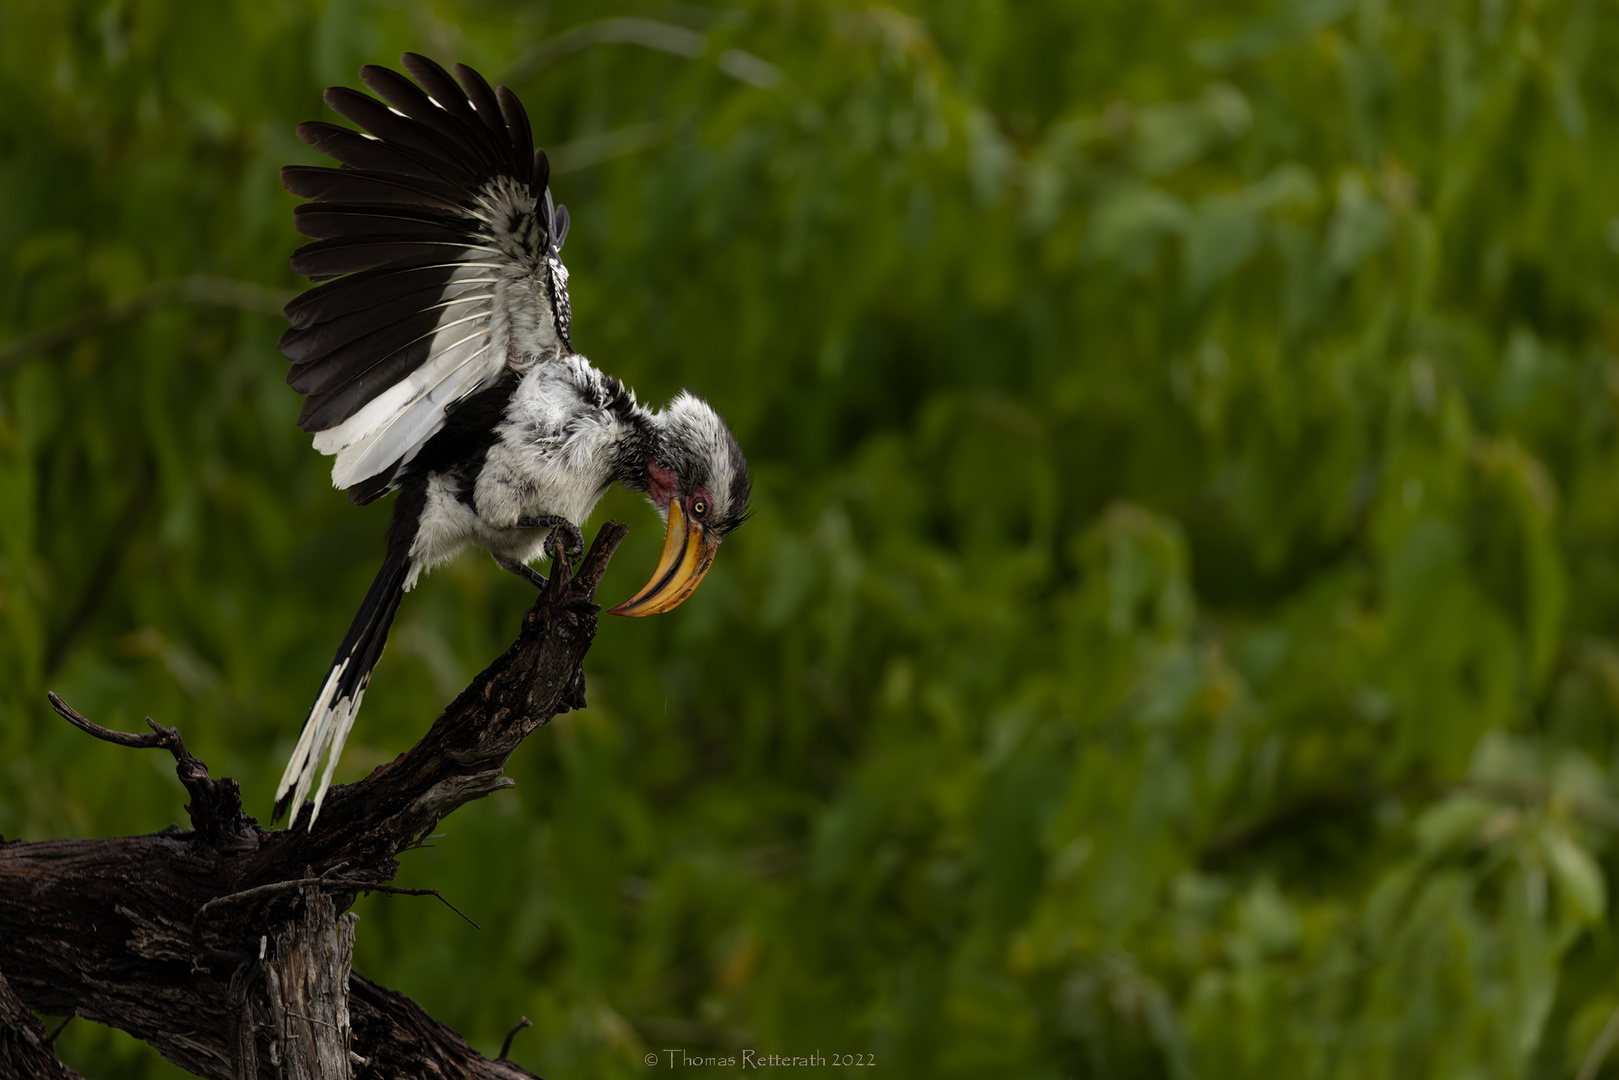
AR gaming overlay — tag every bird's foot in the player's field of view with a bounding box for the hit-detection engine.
[494,554,548,590]
[516,514,584,566]
[547,525,584,568]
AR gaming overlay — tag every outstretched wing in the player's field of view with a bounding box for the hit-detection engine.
[281,53,574,503]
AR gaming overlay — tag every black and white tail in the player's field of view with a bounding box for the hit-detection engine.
[275,543,413,828]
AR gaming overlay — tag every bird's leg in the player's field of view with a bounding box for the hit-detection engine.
[516,514,584,566]
[494,554,548,590]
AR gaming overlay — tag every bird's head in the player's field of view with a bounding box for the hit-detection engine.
[610,392,752,616]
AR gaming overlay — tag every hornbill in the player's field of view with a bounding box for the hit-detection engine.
[273,55,751,827]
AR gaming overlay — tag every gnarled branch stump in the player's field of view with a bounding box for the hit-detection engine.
[0,522,630,1079]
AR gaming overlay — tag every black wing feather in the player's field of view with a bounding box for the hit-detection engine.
[295,121,441,180]
[452,63,512,152]
[400,54,504,158]
[360,64,502,172]
[497,86,535,188]
[534,149,552,202]
[289,236,480,280]
[290,313,441,397]
[284,262,465,329]
[322,87,478,182]
[282,279,481,363]
[281,165,466,209]
[297,336,436,430]
[295,121,476,188]
[345,463,404,506]
[293,203,468,240]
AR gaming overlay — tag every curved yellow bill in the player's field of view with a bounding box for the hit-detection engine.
[609,500,718,616]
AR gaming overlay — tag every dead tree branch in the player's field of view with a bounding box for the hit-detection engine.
[0,963,84,1080]
[0,522,630,1078]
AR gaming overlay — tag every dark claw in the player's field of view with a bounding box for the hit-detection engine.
[546,527,583,568]
[515,514,584,565]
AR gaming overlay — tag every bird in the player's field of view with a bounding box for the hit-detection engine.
[272,54,751,828]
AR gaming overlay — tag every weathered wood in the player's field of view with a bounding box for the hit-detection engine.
[266,891,355,1080]
[0,522,630,1079]
[0,964,83,1080]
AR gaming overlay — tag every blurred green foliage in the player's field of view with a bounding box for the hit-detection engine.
[4,0,1619,1076]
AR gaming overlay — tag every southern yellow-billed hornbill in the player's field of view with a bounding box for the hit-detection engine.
[274,55,751,827]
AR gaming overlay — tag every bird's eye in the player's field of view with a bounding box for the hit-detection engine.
[691,497,709,519]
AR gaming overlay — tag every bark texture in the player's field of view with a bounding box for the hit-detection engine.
[0,522,630,1079]
[0,964,83,1080]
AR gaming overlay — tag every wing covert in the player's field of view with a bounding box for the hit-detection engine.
[281,53,574,502]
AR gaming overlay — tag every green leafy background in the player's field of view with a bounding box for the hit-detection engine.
[4,1,1619,1076]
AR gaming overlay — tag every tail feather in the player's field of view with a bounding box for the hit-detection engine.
[276,545,412,829]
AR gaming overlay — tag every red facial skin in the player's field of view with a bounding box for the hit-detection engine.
[645,461,712,523]
[646,461,677,509]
